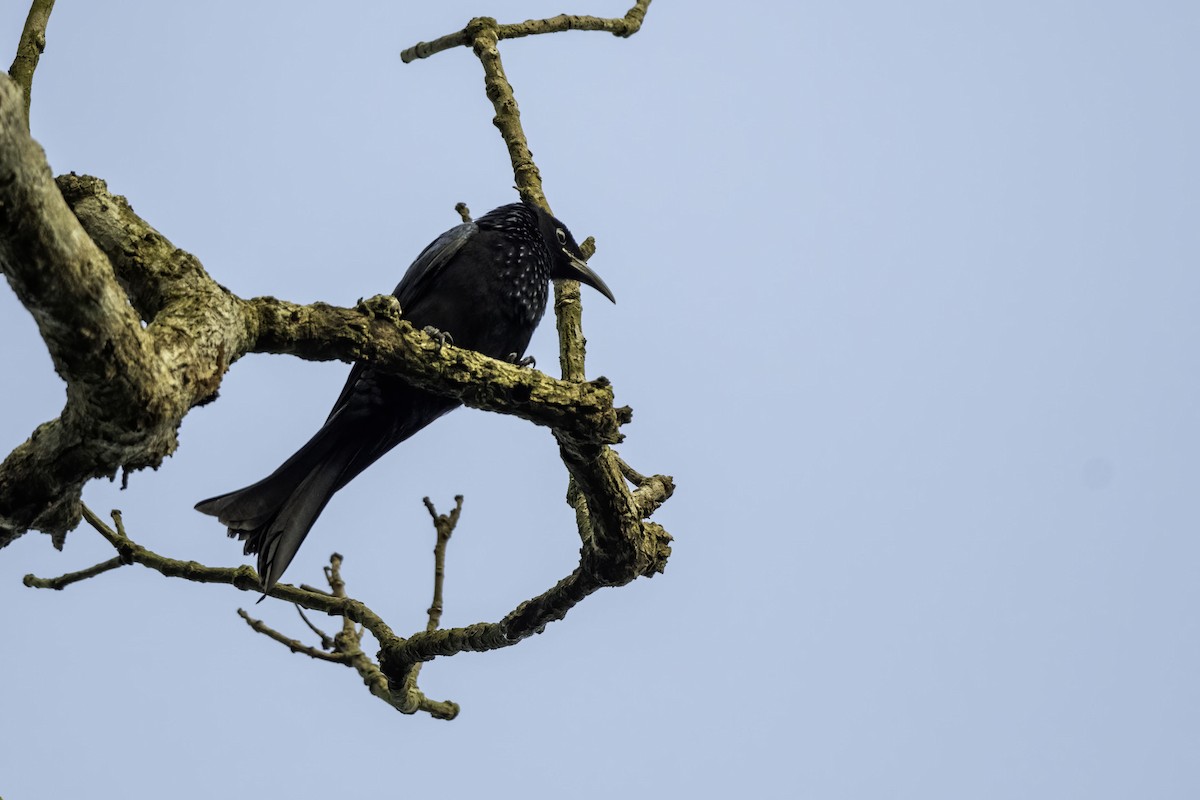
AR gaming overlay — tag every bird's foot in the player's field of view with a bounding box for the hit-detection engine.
[423,326,454,351]
[507,353,536,369]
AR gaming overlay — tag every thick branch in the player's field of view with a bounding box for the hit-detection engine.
[58,173,625,440]
[0,75,171,543]
[248,294,622,441]
[0,168,626,546]
[379,568,601,687]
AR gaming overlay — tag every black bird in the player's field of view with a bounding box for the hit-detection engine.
[195,199,614,590]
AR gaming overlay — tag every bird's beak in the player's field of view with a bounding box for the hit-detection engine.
[563,250,616,303]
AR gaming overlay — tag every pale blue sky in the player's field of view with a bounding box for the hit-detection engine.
[2,2,1198,798]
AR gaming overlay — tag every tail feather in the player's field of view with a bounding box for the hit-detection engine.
[252,450,356,590]
[195,421,359,590]
[195,381,461,591]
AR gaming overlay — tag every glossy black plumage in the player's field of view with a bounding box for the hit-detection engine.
[195,200,614,590]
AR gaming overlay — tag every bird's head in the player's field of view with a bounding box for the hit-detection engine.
[528,202,616,304]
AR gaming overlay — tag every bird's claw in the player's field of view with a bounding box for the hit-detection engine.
[423,326,454,351]
[507,353,536,369]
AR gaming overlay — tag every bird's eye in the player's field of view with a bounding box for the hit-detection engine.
[556,228,567,245]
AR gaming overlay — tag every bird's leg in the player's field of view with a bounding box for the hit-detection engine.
[507,353,536,369]
[423,326,454,351]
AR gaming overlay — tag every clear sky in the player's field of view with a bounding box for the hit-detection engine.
[2,2,1198,798]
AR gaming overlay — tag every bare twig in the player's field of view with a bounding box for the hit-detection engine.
[454,202,472,223]
[397,496,465,702]
[7,0,56,127]
[23,556,123,589]
[421,495,462,633]
[76,505,403,647]
[66,506,460,718]
[295,605,335,650]
[237,609,350,663]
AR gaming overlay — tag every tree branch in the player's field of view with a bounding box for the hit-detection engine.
[6,2,673,720]
[68,507,468,717]
[236,608,352,664]
[421,495,461,634]
[439,8,673,588]
[379,567,600,686]
[295,605,335,650]
[0,75,170,545]
[77,505,404,646]
[0,167,631,547]
[23,556,123,589]
[400,2,650,63]
[7,0,56,128]
[395,496,463,702]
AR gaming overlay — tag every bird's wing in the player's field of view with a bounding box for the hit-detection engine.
[324,221,477,423]
[393,221,477,310]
